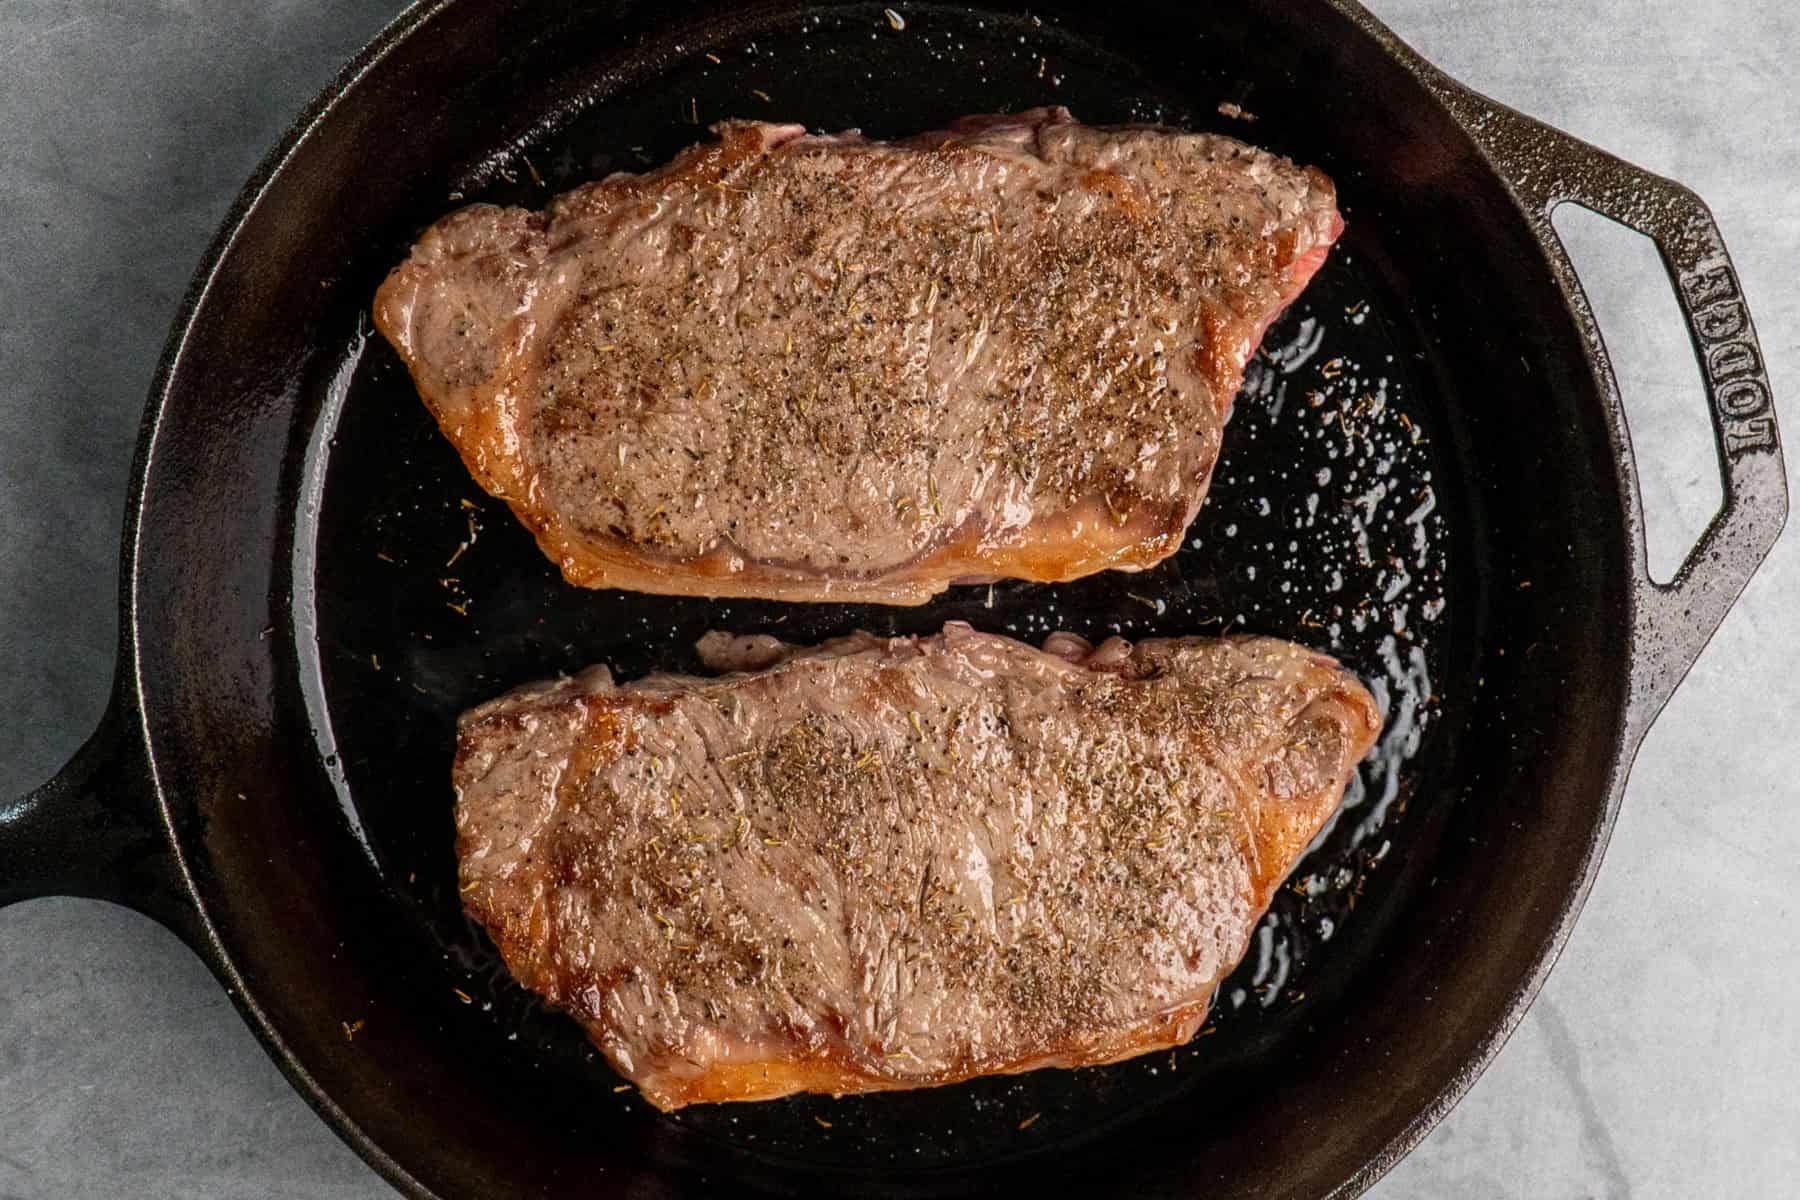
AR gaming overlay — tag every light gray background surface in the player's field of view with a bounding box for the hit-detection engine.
[2,2,1795,1196]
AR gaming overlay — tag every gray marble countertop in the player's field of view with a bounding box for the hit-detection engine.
[3,2,1795,1196]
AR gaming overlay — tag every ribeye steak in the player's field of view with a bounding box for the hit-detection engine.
[376,108,1341,604]
[453,623,1380,1109]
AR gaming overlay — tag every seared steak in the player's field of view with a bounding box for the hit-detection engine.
[377,108,1341,604]
[453,623,1379,1109]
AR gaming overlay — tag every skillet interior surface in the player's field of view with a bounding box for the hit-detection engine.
[134,2,1632,1196]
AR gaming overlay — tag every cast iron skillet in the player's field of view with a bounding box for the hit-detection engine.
[0,2,1785,1196]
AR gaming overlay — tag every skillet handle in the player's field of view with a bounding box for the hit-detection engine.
[1448,96,1787,747]
[0,689,202,943]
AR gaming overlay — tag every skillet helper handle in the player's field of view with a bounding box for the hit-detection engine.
[1453,98,1788,743]
[0,691,200,941]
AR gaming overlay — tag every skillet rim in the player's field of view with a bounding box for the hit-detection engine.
[121,7,462,1196]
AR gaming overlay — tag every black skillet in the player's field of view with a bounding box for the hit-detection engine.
[0,1,1785,1196]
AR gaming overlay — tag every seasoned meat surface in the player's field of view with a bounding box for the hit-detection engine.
[453,623,1380,1109]
[376,108,1341,604]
